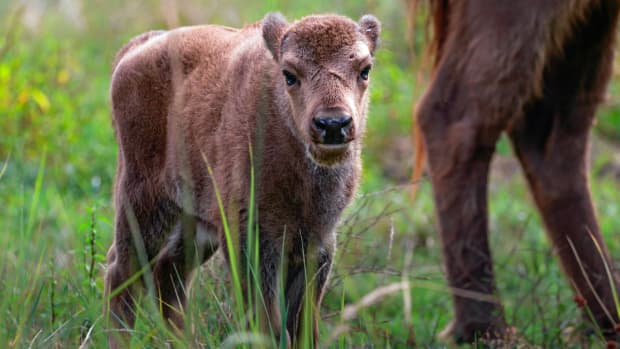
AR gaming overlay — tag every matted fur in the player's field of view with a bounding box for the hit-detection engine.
[104,12,380,348]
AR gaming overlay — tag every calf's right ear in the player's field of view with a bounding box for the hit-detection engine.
[262,12,289,61]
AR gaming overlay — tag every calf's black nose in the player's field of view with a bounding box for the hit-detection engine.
[312,116,353,145]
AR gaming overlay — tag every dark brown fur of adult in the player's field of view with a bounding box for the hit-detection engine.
[104,13,380,348]
[415,0,620,344]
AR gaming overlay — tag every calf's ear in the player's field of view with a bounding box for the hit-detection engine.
[263,12,289,61]
[358,15,381,54]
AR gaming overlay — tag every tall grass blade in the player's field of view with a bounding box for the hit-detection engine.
[200,151,245,325]
[279,228,288,349]
[587,230,620,318]
[26,152,46,236]
[11,250,48,346]
[0,153,9,180]
[566,237,614,324]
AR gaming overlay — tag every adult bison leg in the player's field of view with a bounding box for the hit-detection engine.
[509,3,620,339]
[510,102,619,340]
[416,4,561,342]
[418,96,505,342]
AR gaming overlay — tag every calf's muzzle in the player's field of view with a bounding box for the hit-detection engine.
[311,115,353,145]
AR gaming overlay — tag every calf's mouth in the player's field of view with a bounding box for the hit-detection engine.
[306,139,353,167]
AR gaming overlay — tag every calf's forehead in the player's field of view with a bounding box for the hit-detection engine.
[281,16,367,62]
[281,41,370,70]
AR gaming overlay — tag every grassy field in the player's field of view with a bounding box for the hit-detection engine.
[2,1,620,347]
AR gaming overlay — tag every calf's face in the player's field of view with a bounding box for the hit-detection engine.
[263,13,380,166]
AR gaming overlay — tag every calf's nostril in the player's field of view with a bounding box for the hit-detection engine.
[313,118,328,130]
[339,116,352,128]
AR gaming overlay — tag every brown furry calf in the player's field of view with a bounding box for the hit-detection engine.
[104,13,380,348]
[416,0,620,344]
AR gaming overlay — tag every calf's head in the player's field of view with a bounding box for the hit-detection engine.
[263,13,380,166]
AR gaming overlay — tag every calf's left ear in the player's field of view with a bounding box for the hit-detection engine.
[358,15,381,54]
[263,12,289,61]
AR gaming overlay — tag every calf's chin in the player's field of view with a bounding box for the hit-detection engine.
[307,143,353,167]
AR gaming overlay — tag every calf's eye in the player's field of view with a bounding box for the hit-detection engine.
[360,65,371,80]
[283,70,298,86]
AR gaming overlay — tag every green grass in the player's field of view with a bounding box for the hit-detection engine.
[2,1,620,347]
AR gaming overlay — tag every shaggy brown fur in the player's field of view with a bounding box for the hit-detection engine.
[104,13,380,348]
[416,0,620,344]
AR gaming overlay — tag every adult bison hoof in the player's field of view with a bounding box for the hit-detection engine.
[438,319,513,346]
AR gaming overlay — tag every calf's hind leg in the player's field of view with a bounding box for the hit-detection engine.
[152,217,219,331]
[104,207,146,349]
[104,190,181,348]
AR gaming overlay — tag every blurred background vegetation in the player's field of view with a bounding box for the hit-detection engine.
[1,0,620,347]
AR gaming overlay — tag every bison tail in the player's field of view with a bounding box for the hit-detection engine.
[411,0,449,200]
[411,111,425,201]
[429,0,450,66]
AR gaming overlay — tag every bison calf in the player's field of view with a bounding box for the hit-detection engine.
[104,13,380,347]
